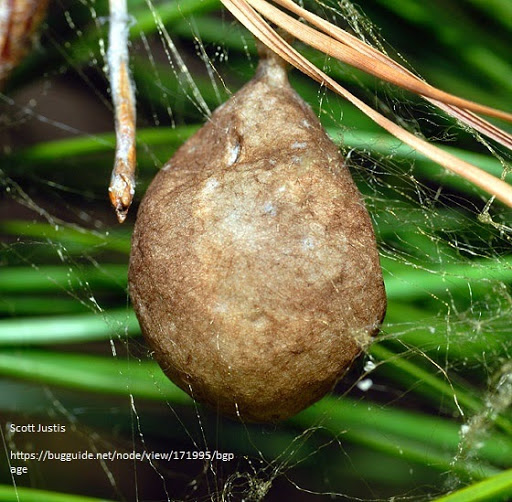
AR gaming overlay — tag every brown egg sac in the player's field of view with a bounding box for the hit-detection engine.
[129,48,387,422]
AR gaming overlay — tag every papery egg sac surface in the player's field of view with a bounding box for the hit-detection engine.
[129,47,387,422]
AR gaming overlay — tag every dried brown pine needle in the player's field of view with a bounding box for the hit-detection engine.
[220,0,512,207]
[271,0,512,151]
[250,0,512,124]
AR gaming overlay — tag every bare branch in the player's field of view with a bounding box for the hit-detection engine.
[107,0,137,223]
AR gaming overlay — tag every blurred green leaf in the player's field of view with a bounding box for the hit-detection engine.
[433,468,512,502]
[0,485,116,502]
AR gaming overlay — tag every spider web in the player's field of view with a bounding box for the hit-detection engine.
[1,0,512,500]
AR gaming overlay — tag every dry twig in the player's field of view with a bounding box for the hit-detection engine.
[107,0,137,223]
